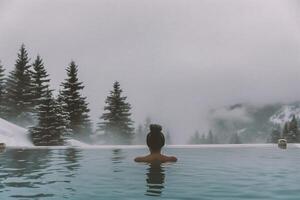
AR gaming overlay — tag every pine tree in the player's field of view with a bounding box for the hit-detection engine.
[5,44,34,126]
[165,130,171,145]
[143,117,152,134]
[0,61,6,118]
[207,130,214,144]
[55,92,72,140]
[230,133,241,144]
[282,122,289,140]
[134,124,144,144]
[189,130,201,144]
[31,55,50,109]
[269,128,281,143]
[60,61,91,137]
[30,90,69,146]
[287,115,299,143]
[200,133,206,144]
[98,81,134,144]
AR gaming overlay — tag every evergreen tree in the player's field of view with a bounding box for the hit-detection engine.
[286,115,299,143]
[189,130,201,144]
[134,124,144,144]
[0,61,6,118]
[269,128,281,143]
[134,117,152,144]
[60,61,91,137]
[200,133,206,144]
[98,81,134,144]
[165,130,171,145]
[30,90,69,146]
[5,44,34,126]
[229,133,241,144]
[143,117,152,134]
[31,55,50,109]
[282,122,289,140]
[207,130,214,144]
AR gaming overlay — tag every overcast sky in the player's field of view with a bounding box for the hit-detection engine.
[0,0,300,142]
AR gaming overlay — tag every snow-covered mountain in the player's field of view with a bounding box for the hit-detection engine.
[208,102,300,143]
[270,105,300,125]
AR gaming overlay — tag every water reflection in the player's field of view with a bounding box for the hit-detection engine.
[63,148,82,195]
[111,149,125,163]
[145,163,165,196]
[0,149,51,180]
[0,148,82,199]
[111,149,125,173]
[64,148,82,173]
[0,149,52,198]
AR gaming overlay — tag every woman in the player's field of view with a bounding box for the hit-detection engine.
[134,124,177,163]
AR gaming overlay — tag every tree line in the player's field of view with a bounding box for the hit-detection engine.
[269,115,300,143]
[188,130,242,144]
[0,44,134,146]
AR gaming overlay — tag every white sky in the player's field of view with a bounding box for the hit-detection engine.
[0,0,300,143]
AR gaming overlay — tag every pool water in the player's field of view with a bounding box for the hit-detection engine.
[0,145,299,199]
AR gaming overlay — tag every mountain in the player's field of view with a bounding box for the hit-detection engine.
[270,104,300,125]
[208,102,300,143]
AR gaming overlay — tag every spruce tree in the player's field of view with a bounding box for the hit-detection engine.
[135,124,144,144]
[134,117,153,144]
[207,130,214,144]
[200,133,206,144]
[230,133,241,144]
[98,81,134,144]
[31,55,50,109]
[0,61,6,118]
[189,130,201,144]
[287,115,298,143]
[165,130,171,144]
[143,117,152,134]
[282,122,289,140]
[60,61,91,137]
[269,128,281,143]
[30,90,69,146]
[5,44,34,126]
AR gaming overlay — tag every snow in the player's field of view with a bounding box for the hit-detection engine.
[66,139,92,147]
[0,117,94,148]
[0,118,33,147]
[270,105,300,125]
[0,118,92,148]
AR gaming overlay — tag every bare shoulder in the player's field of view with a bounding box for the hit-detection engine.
[163,155,178,162]
[134,155,150,162]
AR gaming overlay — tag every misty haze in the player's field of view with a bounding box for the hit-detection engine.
[0,1,300,199]
[0,0,300,145]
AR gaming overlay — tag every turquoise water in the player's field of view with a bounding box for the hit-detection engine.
[0,145,299,199]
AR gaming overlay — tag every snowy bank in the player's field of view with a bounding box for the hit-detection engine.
[0,118,33,147]
[0,118,91,148]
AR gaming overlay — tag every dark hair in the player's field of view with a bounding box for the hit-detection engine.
[147,124,165,151]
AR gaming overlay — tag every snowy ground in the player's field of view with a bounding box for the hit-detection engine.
[0,118,90,148]
[0,118,33,147]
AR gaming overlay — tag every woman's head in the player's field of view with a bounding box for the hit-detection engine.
[147,124,165,152]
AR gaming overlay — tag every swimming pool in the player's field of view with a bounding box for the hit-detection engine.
[0,145,299,199]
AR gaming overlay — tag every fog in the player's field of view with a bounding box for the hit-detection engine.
[0,0,300,143]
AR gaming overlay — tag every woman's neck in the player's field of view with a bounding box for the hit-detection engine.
[150,150,161,154]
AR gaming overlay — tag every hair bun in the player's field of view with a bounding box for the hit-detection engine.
[147,124,165,150]
[149,124,162,132]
